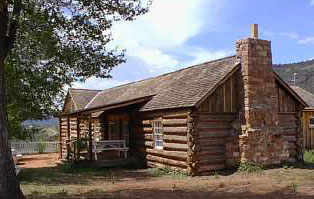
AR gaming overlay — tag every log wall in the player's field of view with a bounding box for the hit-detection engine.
[278,113,301,160]
[193,113,237,174]
[302,110,314,149]
[130,110,189,171]
[59,115,102,160]
[59,116,68,159]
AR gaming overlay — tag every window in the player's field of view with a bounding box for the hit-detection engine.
[152,119,163,149]
[310,118,314,128]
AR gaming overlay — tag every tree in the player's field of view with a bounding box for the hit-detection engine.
[0,1,150,198]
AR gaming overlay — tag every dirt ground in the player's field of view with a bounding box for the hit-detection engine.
[19,153,61,168]
[19,154,314,199]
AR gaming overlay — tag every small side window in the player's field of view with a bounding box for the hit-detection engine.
[310,118,314,128]
[152,119,163,150]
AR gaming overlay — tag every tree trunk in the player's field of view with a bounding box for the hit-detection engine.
[0,2,25,199]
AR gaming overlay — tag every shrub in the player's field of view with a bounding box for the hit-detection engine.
[149,166,187,178]
[303,150,314,164]
[237,162,263,174]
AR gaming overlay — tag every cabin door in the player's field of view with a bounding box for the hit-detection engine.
[107,115,129,146]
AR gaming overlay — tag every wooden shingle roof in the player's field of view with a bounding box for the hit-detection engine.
[84,56,239,112]
[291,86,314,108]
[69,88,101,110]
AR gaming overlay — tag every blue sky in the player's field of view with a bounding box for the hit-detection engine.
[74,0,314,90]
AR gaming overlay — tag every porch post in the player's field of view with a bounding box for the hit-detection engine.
[76,114,80,160]
[66,116,70,160]
[88,114,93,160]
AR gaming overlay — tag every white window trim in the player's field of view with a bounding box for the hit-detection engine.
[152,119,163,150]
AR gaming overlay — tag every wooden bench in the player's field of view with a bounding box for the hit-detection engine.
[92,140,129,160]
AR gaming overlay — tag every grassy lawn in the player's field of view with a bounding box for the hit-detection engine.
[19,151,314,199]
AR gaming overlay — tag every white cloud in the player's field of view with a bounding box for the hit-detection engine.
[263,31,299,40]
[311,0,314,6]
[298,37,314,45]
[183,48,234,67]
[278,32,299,40]
[110,0,225,71]
[73,78,130,90]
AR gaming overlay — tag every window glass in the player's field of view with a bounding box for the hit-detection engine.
[153,120,163,149]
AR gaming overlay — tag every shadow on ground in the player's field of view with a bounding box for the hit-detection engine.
[19,166,152,186]
[25,187,313,199]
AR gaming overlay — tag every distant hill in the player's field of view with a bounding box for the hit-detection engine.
[274,60,314,94]
[22,118,59,141]
[23,118,58,127]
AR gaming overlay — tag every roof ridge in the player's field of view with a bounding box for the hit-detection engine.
[85,91,102,109]
[96,55,236,95]
[69,88,102,92]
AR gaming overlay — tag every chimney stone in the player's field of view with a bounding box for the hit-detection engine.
[235,27,289,165]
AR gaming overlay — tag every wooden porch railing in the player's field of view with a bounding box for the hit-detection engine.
[92,140,129,160]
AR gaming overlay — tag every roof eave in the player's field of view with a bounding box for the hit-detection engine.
[60,95,154,116]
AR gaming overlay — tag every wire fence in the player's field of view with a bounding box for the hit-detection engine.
[11,141,60,154]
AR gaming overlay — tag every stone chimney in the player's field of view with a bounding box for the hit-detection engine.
[235,24,289,165]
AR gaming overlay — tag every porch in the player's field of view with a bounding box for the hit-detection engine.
[62,112,134,166]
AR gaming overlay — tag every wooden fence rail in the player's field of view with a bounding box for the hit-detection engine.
[10,141,60,154]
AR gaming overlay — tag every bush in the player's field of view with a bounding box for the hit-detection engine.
[149,166,187,178]
[303,150,314,164]
[237,162,263,174]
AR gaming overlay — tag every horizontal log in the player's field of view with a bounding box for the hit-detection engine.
[198,147,225,154]
[163,113,188,119]
[146,154,187,168]
[145,148,187,160]
[283,136,297,142]
[200,146,225,153]
[164,135,187,143]
[198,138,226,147]
[142,120,151,125]
[198,130,230,138]
[197,164,225,173]
[143,127,153,133]
[197,113,237,121]
[197,123,232,129]
[61,121,68,125]
[164,143,188,151]
[163,127,187,134]
[163,119,187,126]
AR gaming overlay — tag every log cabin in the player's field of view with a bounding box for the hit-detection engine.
[59,24,313,175]
[291,86,314,149]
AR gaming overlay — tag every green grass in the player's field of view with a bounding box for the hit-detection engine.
[148,166,187,178]
[304,150,314,164]
[237,163,263,174]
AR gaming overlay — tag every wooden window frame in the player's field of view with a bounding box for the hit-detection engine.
[152,119,163,150]
[310,117,314,128]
